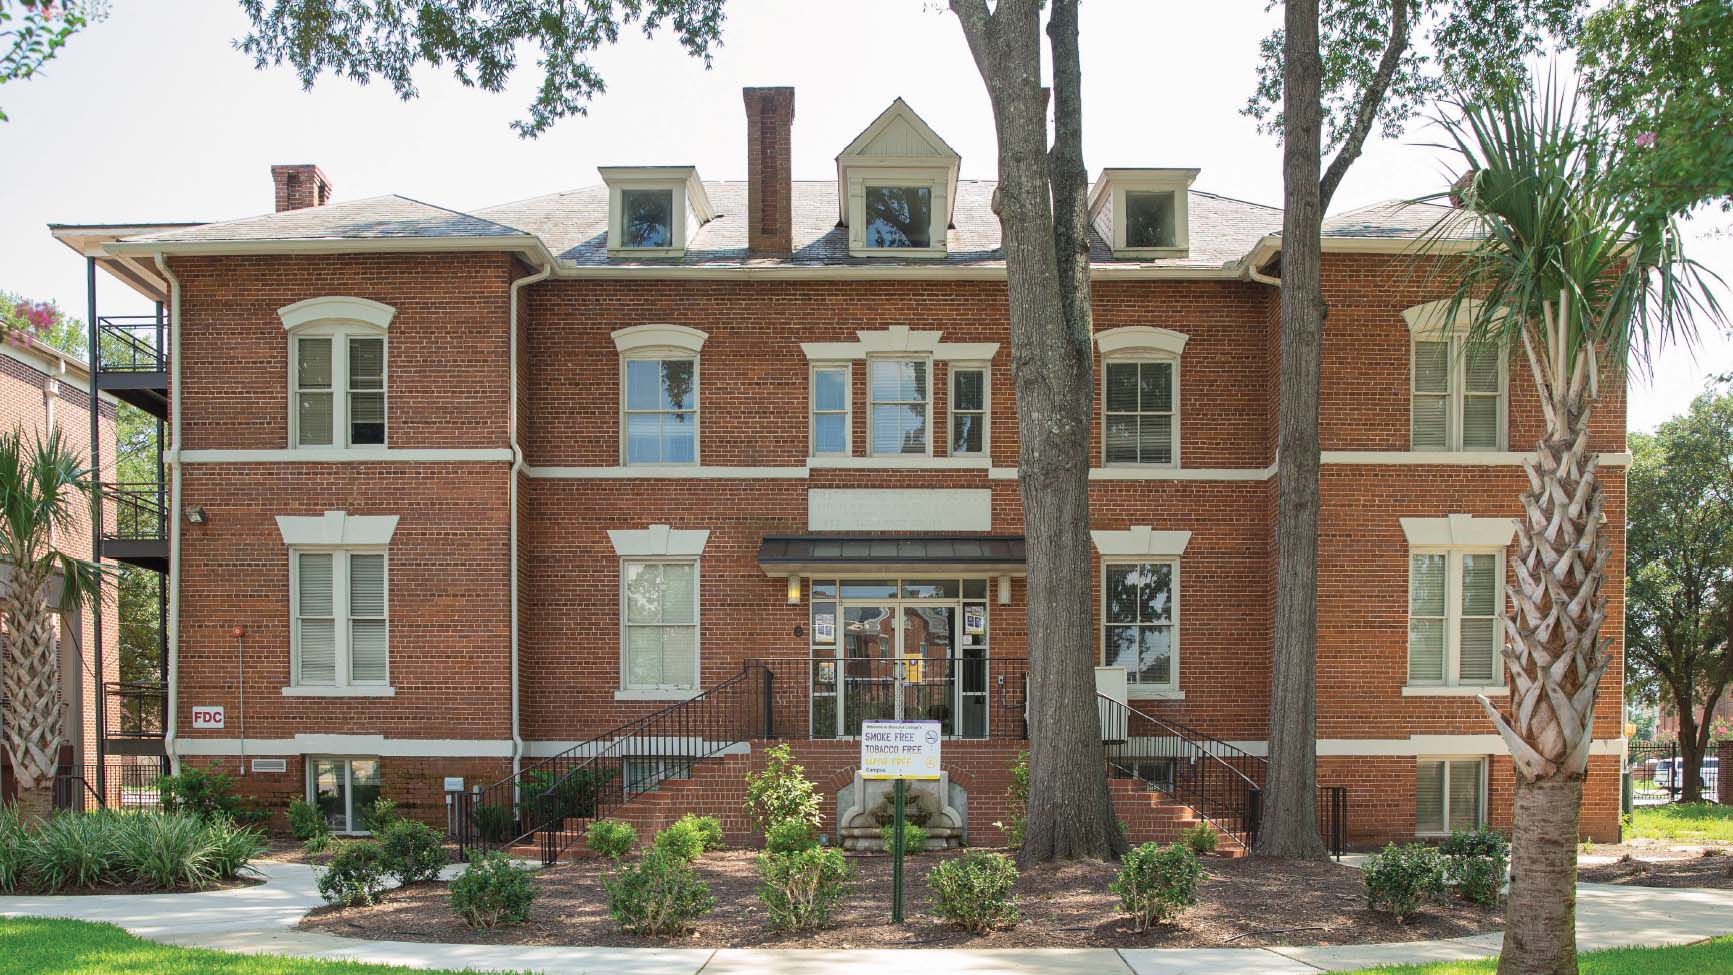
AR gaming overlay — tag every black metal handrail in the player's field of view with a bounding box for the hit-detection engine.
[105,681,167,739]
[454,661,774,865]
[95,316,167,373]
[749,655,1030,741]
[102,482,167,542]
[53,773,104,812]
[1101,694,1263,849]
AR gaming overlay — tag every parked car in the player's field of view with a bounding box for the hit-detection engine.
[1652,756,1719,790]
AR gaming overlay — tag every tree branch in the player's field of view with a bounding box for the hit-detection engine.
[1318,0,1410,211]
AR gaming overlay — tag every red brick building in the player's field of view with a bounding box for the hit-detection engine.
[53,90,1626,851]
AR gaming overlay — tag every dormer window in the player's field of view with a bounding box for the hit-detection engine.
[1090,169,1196,258]
[864,185,933,249]
[601,167,714,258]
[837,99,960,259]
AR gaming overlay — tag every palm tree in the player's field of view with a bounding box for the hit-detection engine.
[0,429,105,821]
[1418,81,1724,974]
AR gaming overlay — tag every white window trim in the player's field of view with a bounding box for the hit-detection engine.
[801,326,997,363]
[809,362,853,457]
[285,322,389,451]
[306,756,381,836]
[1405,300,1510,452]
[1087,169,1197,259]
[619,556,702,694]
[618,352,701,467]
[288,546,391,692]
[946,362,990,457]
[1415,756,1488,837]
[846,169,950,259]
[1100,352,1181,469]
[1405,546,1506,689]
[599,166,714,258]
[865,354,935,458]
[1099,558,1181,697]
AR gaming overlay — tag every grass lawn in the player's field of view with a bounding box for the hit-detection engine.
[1627,803,1733,843]
[0,917,529,975]
[1332,936,1733,975]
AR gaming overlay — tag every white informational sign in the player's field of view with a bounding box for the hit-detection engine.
[964,605,986,636]
[443,777,466,792]
[813,612,836,645]
[191,706,225,730]
[860,720,942,780]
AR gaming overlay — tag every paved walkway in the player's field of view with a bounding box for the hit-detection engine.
[4,861,1732,974]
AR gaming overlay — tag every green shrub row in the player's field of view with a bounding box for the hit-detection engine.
[1362,828,1509,922]
[0,805,263,893]
[314,819,450,907]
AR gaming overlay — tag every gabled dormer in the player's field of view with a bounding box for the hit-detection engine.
[1088,168,1197,259]
[836,99,960,259]
[600,166,715,258]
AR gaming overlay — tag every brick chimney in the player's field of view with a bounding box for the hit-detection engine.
[271,164,334,212]
[743,87,795,256]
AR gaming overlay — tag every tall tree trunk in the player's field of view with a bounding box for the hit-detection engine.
[3,572,65,822]
[1679,708,1703,804]
[1503,775,1582,974]
[952,0,1125,863]
[1259,0,1328,859]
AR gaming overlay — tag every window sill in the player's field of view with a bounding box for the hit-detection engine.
[1401,685,1507,697]
[808,456,990,470]
[614,688,701,702]
[281,685,397,698]
[1127,688,1185,701]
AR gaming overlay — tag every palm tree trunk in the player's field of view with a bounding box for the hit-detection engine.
[1502,775,1582,975]
[3,571,65,821]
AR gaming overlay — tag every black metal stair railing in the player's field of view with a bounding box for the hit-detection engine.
[453,661,774,866]
[102,482,168,542]
[95,316,167,373]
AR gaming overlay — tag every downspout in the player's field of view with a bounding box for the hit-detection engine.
[508,253,554,780]
[154,253,183,773]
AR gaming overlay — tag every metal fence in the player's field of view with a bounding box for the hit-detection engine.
[52,760,167,812]
[1629,741,1721,804]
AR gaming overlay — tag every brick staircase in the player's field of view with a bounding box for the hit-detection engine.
[1109,777,1249,856]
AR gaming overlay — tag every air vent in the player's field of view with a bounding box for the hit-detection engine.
[251,758,288,773]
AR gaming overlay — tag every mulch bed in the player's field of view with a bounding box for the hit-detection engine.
[301,849,1501,949]
[1580,852,1733,890]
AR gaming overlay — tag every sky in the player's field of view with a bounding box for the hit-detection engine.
[2,0,1727,433]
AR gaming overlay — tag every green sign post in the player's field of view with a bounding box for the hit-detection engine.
[861,716,941,924]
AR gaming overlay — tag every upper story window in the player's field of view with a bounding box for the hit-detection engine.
[949,365,988,456]
[277,297,396,451]
[864,185,934,249]
[837,99,959,259]
[600,166,714,258]
[276,510,398,696]
[868,357,931,455]
[810,364,851,456]
[1089,169,1196,258]
[1095,326,1188,468]
[1404,300,1508,451]
[1400,514,1513,690]
[611,324,709,467]
[1102,560,1178,692]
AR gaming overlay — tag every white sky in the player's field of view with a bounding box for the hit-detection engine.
[3,0,1726,432]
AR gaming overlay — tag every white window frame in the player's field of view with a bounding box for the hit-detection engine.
[1406,547,1505,689]
[947,362,990,457]
[306,756,382,836]
[1086,169,1196,259]
[865,354,934,458]
[599,167,714,258]
[1100,353,1180,468]
[1409,333,1509,451]
[1415,756,1488,837]
[1099,558,1181,696]
[808,362,853,457]
[619,557,702,693]
[289,546,390,691]
[619,353,701,466]
[288,324,388,450]
[846,168,950,259]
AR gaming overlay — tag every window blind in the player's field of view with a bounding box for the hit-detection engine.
[1407,554,1447,683]
[348,553,388,683]
[1416,760,1447,834]
[1411,340,1451,449]
[297,552,337,684]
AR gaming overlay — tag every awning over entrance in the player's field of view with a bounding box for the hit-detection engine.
[756,535,1026,577]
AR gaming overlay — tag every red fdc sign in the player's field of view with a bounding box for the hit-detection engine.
[191,706,225,730]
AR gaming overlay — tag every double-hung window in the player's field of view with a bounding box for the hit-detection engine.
[810,365,851,456]
[1416,758,1486,835]
[623,357,698,464]
[868,357,930,455]
[1102,560,1178,692]
[1411,336,1505,450]
[949,365,988,456]
[292,549,389,689]
[1103,358,1176,466]
[293,331,386,448]
[1407,549,1501,687]
[622,560,699,691]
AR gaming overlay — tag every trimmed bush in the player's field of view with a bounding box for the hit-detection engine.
[993,751,1029,849]
[603,848,716,935]
[317,840,390,907]
[744,744,821,835]
[878,821,928,856]
[757,847,851,931]
[651,820,706,864]
[929,850,1020,932]
[379,818,448,885]
[471,803,516,844]
[1179,822,1219,856]
[675,813,725,852]
[1362,843,1446,923]
[32,811,120,892]
[765,818,819,855]
[1440,828,1509,907]
[1111,842,1200,931]
[286,799,328,841]
[450,851,536,928]
[157,764,263,825]
[585,819,638,860]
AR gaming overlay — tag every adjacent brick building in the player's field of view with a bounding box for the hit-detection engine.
[53,91,1626,848]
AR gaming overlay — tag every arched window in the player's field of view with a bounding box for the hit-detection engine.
[278,297,395,450]
[1095,326,1188,468]
[612,324,708,466]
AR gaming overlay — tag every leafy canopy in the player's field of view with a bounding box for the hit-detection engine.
[237,0,727,137]
[0,1,102,122]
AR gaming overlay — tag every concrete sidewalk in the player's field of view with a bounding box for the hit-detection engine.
[4,861,1732,974]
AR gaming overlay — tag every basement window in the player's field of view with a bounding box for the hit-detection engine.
[310,757,382,835]
[1416,758,1486,836]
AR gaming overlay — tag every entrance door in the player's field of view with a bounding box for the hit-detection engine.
[840,604,896,738]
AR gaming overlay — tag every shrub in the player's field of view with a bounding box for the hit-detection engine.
[757,847,851,931]
[157,764,260,823]
[379,818,448,885]
[585,819,638,860]
[522,766,618,821]
[449,851,536,929]
[31,811,120,892]
[744,744,821,835]
[1440,828,1509,908]
[1179,822,1219,856]
[286,799,328,841]
[203,817,266,881]
[471,802,516,844]
[116,810,217,891]
[603,849,716,935]
[360,798,399,833]
[0,803,26,892]
[993,751,1029,849]
[929,850,1020,932]
[651,820,707,864]
[878,821,928,856]
[764,818,818,855]
[317,840,390,907]
[675,813,725,852]
[1110,842,1200,931]
[1362,843,1446,923]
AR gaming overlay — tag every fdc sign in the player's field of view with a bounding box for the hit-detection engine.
[860,720,941,780]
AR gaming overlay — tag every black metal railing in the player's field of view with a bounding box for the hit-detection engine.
[454,661,774,866]
[95,316,167,373]
[1100,694,1264,849]
[52,761,166,812]
[105,681,167,739]
[1630,740,1721,804]
[103,482,168,542]
[749,655,1030,741]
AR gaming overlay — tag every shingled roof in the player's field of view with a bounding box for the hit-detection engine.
[123,195,531,244]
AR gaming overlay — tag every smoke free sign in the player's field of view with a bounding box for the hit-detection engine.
[860,720,942,780]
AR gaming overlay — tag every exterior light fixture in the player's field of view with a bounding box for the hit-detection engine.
[184,506,208,524]
[786,575,802,606]
[997,575,1011,606]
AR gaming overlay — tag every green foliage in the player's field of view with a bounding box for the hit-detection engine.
[756,847,851,931]
[378,819,447,885]
[0,803,25,892]
[878,821,927,856]
[1110,842,1202,931]
[360,798,398,833]
[236,0,727,137]
[1362,843,1447,923]
[584,819,638,860]
[928,850,1020,932]
[602,849,715,936]
[449,851,536,929]
[30,811,119,891]
[157,764,261,824]
[0,292,85,357]
[1,809,260,893]
[203,817,267,882]
[650,820,706,864]
[470,803,515,844]
[743,744,822,835]
[1180,822,1219,856]
[286,800,328,842]
[522,765,618,821]
[316,841,389,907]
[0,5,103,123]
[119,811,220,890]
[674,812,724,852]
[994,751,1029,849]
[764,818,818,855]
[1440,828,1509,907]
